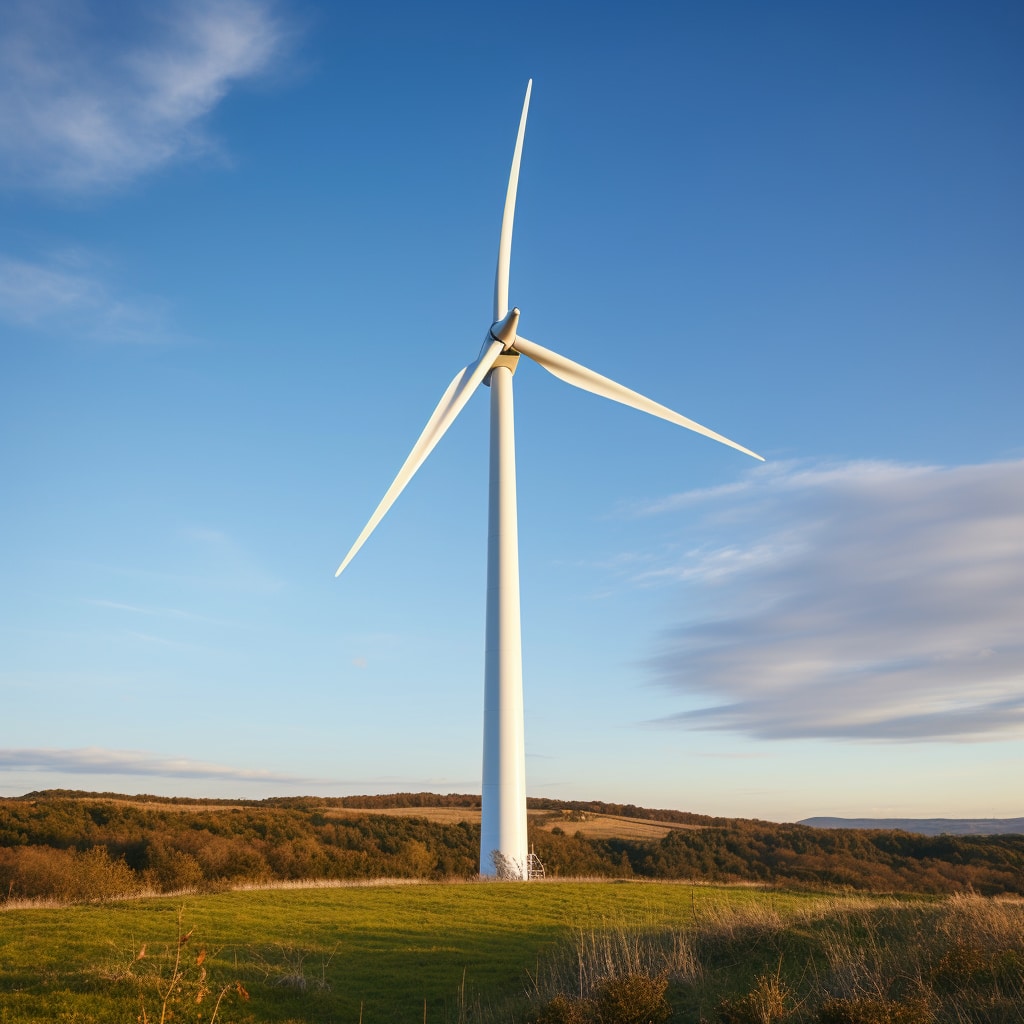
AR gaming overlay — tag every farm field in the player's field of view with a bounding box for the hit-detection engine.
[0,881,822,1022]
[19,794,693,841]
[323,806,691,841]
[529,810,696,841]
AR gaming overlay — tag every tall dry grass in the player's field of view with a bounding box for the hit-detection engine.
[516,894,1024,1024]
[811,894,1024,1021]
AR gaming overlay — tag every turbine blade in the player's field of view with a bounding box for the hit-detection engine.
[493,80,532,324]
[335,339,505,577]
[513,335,764,461]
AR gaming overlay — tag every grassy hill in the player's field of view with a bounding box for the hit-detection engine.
[2,790,1023,905]
[2,793,1023,1021]
[1,883,1021,1022]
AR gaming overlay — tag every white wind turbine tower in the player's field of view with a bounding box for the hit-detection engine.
[336,81,763,879]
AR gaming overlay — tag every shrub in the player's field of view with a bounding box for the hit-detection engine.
[100,909,249,1024]
[713,970,791,1024]
[594,972,672,1023]
[528,973,672,1024]
[143,841,206,892]
[0,844,141,903]
[528,992,599,1024]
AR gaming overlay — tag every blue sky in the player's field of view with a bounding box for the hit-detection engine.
[1,0,1022,821]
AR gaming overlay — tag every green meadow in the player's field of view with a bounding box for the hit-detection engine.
[0,882,821,1022]
[2,882,1022,1022]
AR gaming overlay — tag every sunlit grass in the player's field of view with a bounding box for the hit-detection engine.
[0,881,828,1022]
[3,878,1020,1022]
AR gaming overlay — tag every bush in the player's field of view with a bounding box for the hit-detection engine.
[0,844,141,903]
[711,970,791,1024]
[594,972,672,1023]
[143,841,206,892]
[529,972,672,1024]
[528,992,598,1024]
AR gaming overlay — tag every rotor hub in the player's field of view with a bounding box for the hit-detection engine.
[489,307,520,349]
[480,307,522,379]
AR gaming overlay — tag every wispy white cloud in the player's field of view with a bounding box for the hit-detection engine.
[85,600,238,636]
[0,0,287,192]
[177,525,285,596]
[0,748,478,793]
[73,527,283,596]
[0,252,172,342]
[0,747,313,783]
[648,459,1024,743]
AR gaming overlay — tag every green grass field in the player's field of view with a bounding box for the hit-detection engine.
[3,883,1021,1023]
[0,881,824,1023]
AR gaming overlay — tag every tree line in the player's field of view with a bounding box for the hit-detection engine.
[1,792,1021,903]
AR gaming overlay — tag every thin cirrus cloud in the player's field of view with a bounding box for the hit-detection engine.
[645,459,1024,743]
[0,748,479,793]
[0,253,172,343]
[0,0,287,192]
[0,747,314,784]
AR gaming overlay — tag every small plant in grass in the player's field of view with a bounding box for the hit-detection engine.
[102,908,249,1023]
[527,922,700,1008]
[492,850,527,880]
[708,968,792,1024]
[527,992,598,1024]
[595,972,673,1023]
[528,972,672,1024]
[249,941,338,992]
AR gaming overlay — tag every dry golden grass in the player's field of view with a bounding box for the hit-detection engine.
[324,806,704,840]
[524,893,1024,1024]
[73,798,253,814]
[531,810,704,840]
[323,805,481,825]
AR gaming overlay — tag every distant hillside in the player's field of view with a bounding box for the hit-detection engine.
[800,817,1024,836]
[19,789,727,825]
[3,790,1024,903]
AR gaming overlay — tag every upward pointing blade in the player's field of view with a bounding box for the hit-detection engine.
[513,335,764,461]
[493,80,532,324]
[335,339,505,577]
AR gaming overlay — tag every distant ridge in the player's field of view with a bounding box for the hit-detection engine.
[800,816,1024,836]
[4,791,1024,898]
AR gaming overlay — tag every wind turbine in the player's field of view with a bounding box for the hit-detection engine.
[336,81,763,879]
